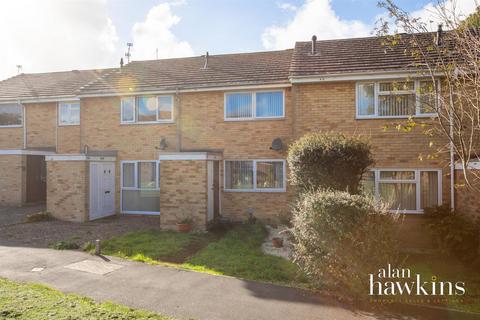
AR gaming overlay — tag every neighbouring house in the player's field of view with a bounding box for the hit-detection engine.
[0,32,477,236]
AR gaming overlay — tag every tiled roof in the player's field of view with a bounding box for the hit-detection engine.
[0,69,113,102]
[290,32,445,77]
[79,50,293,95]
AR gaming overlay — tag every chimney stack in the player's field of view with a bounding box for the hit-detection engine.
[203,51,209,69]
[436,24,443,46]
[311,35,317,55]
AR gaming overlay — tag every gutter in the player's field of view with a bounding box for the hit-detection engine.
[289,70,445,83]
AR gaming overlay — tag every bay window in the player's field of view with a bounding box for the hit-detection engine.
[356,80,439,118]
[121,95,173,124]
[58,102,80,125]
[121,161,160,214]
[0,103,22,127]
[361,169,442,213]
[224,160,285,192]
[225,91,284,120]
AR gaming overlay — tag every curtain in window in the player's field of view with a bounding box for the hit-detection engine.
[158,96,172,120]
[378,94,416,116]
[379,183,417,211]
[225,161,253,189]
[357,83,375,116]
[421,171,439,209]
[137,96,157,122]
[256,161,283,189]
[121,98,135,122]
[256,92,283,117]
[225,93,253,118]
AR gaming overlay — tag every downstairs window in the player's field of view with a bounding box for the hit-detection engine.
[361,169,442,213]
[224,160,285,192]
[121,161,160,214]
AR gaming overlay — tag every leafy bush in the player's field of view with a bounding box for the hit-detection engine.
[52,240,80,250]
[424,205,480,263]
[287,132,374,193]
[291,189,399,299]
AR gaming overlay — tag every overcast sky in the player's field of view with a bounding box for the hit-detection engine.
[0,0,476,80]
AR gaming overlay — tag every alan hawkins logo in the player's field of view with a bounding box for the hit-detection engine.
[369,264,465,296]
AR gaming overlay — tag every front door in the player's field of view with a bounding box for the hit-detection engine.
[89,162,115,220]
[26,155,46,203]
[207,160,220,222]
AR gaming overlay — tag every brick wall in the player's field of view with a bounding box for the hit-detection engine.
[25,103,56,149]
[159,160,208,230]
[0,128,23,149]
[0,155,25,206]
[46,160,88,222]
[455,169,480,218]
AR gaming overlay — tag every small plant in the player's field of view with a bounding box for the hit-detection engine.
[25,211,50,223]
[178,216,193,225]
[52,240,80,250]
[177,212,193,233]
[424,205,480,263]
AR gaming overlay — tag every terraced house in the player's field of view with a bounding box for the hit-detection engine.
[0,33,477,232]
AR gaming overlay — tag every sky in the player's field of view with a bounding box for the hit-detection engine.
[0,0,477,80]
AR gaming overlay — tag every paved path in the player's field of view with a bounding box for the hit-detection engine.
[0,246,478,320]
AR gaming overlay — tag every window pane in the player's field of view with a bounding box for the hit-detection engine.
[357,83,375,116]
[225,161,253,189]
[137,96,157,122]
[138,162,157,189]
[122,163,135,188]
[256,161,284,189]
[419,80,437,114]
[121,98,135,122]
[59,104,70,124]
[256,92,283,117]
[380,171,415,180]
[421,171,439,209]
[379,183,417,211]
[225,93,253,118]
[0,104,22,126]
[122,190,159,212]
[69,103,80,124]
[379,81,414,92]
[378,94,416,116]
[360,171,375,196]
[158,96,173,120]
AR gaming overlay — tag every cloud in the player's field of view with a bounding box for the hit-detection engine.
[277,2,298,12]
[410,0,477,30]
[131,2,194,61]
[262,0,371,50]
[0,0,119,80]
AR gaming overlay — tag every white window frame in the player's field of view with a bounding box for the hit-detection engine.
[224,90,285,121]
[120,95,174,124]
[355,79,439,119]
[369,168,442,214]
[0,103,24,128]
[58,102,80,126]
[223,159,286,192]
[120,160,160,215]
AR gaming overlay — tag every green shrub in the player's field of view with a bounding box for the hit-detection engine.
[287,132,374,193]
[291,189,399,299]
[424,205,480,263]
[52,240,80,250]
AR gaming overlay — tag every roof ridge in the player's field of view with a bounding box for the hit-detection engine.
[77,68,121,93]
[294,31,439,44]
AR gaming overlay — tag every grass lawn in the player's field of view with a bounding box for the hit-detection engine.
[404,253,480,313]
[0,278,171,319]
[98,224,304,287]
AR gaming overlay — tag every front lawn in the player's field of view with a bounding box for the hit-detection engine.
[98,224,304,287]
[0,278,171,319]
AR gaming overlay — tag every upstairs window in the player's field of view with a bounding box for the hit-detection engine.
[121,95,173,124]
[0,103,22,127]
[225,91,284,120]
[356,80,439,118]
[58,102,80,125]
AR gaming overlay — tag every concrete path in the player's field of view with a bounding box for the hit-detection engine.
[0,246,477,320]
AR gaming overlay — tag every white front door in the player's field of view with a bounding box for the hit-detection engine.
[89,162,115,220]
[207,160,214,222]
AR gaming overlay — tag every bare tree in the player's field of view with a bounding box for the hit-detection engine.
[376,0,480,191]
